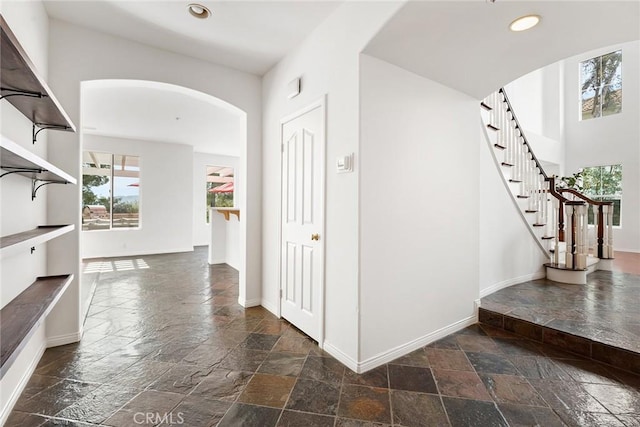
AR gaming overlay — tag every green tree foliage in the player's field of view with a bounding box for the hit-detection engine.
[82,174,109,207]
[581,50,622,119]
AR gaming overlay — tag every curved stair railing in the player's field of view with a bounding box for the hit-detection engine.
[481,88,614,274]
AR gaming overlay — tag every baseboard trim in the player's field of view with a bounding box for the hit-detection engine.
[47,331,82,347]
[323,341,359,373]
[261,299,279,317]
[356,315,477,373]
[239,298,261,308]
[0,341,46,426]
[479,270,546,298]
[83,246,194,259]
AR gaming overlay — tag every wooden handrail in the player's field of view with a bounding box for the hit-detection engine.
[558,188,614,206]
[499,88,548,181]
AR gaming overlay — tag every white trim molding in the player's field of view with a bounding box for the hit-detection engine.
[47,331,82,348]
[480,270,546,299]
[353,315,477,374]
[239,298,262,308]
[323,341,359,373]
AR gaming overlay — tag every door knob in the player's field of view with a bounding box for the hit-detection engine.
[311,233,320,241]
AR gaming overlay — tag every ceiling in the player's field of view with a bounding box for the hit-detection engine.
[43,0,342,76]
[364,1,640,99]
[82,80,245,156]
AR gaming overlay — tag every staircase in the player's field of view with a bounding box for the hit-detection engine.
[480,88,615,285]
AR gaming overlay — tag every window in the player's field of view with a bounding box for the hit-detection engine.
[82,152,140,231]
[580,50,622,120]
[582,164,622,226]
[205,165,234,222]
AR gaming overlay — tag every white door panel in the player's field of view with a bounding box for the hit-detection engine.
[280,100,325,342]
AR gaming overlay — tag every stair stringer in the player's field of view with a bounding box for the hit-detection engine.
[479,116,548,259]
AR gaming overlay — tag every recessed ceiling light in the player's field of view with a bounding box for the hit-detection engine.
[188,3,211,19]
[509,15,540,32]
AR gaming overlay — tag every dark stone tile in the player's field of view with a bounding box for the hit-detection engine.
[388,364,437,393]
[504,317,543,342]
[592,343,640,375]
[218,348,269,372]
[479,309,504,329]
[343,365,388,388]
[107,359,173,389]
[553,359,621,385]
[255,320,290,336]
[509,356,573,380]
[492,337,545,357]
[479,373,547,406]
[553,409,627,427]
[190,368,252,401]
[455,325,488,336]
[425,348,474,371]
[542,328,592,357]
[425,335,460,350]
[238,373,296,408]
[616,414,640,426]
[390,390,449,427]
[529,380,609,413]
[161,396,231,427]
[466,351,520,375]
[14,379,99,416]
[121,390,183,413]
[498,403,566,427]
[147,363,213,394]
[337,384,391,424]
[258,352,306,377]
[277,410,335,427]
[285,378,340,415]
[442,396,508,427]
[182,343,230,367]
[581,383,640,414]
[217,402,281,427]
[335,419,390,427]
[273,335,314,355]
[300,356,345,385]
[432,368,492,401]
[455,335,502,354]
[4,411,47,427]
[240,333,280,351]
[20,375,61,399]
[55,384,140,424]
[390,348,430,367]
[480,324,518,338]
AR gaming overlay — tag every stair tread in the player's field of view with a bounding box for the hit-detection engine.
[501,162,514,167]
[494,144,507,150]
[509,179,522,183]
[525,210,538,213]
[480,102,492,111]
[487,124,500,131]
[533,223,546,227]
[517,195,529,199]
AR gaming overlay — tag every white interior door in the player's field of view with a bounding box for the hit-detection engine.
[280,98,325,343]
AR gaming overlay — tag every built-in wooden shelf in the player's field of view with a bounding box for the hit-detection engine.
[0,15,75,136]
[216,208,240,221]
[0,274,73,378]
[1,225,74,259]
[1,136,76,199]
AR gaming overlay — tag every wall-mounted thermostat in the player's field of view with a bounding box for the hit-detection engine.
[336,153,354,173]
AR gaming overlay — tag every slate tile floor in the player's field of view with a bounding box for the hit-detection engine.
[6,248,640,426]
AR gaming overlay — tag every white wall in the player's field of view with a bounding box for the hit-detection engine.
[504,63,565,172]
[564,41,640,252]
[44,19,262,343]
[0,1,54,422]
[262,1,404,367]
[82,135,193,258]
[192,152,239,246]
[359,55,480,366]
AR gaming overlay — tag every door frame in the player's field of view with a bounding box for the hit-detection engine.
[278,95,327,348]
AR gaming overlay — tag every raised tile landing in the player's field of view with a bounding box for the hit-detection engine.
[480,253,640,374]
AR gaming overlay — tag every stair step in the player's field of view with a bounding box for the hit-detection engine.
[501,162,514,167]
[494,144,507,150]
[480,102,492,111]
[533,223,546,227]
[509,179,522,183]
[525,210,538,213]
[541,236,554,240]
[517,195,529,199]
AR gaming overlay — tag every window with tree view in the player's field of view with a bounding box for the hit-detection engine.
[580,50,622,120]
[582,164,622,226]
[82,152,140,231]
[206,165,234,223]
